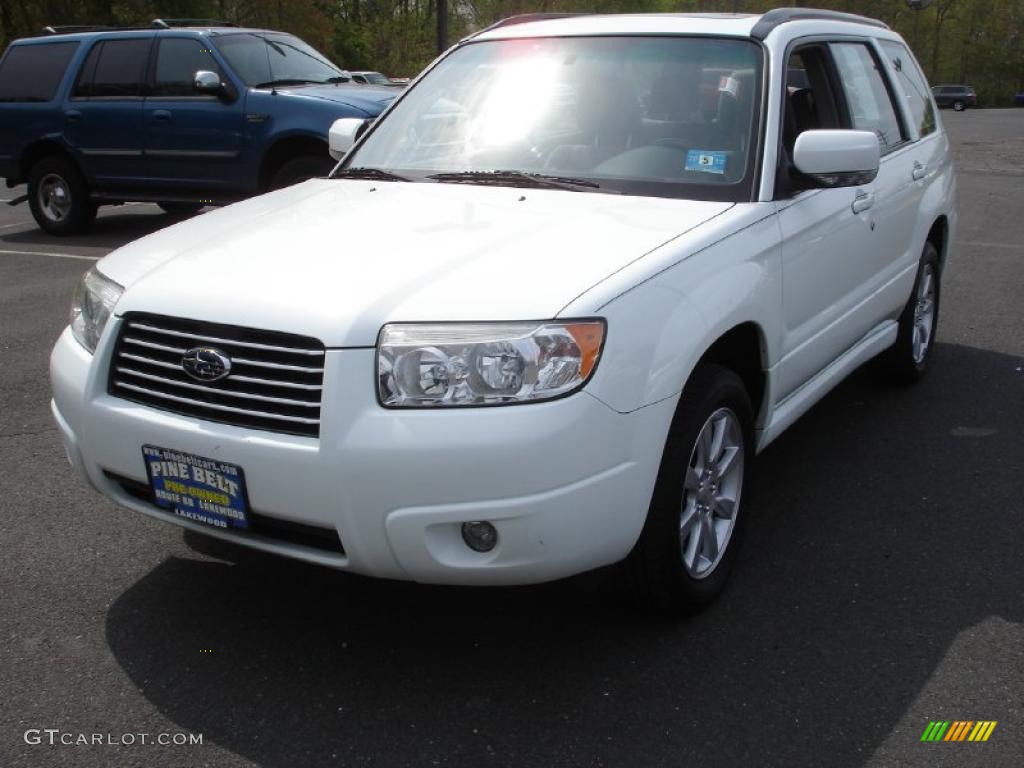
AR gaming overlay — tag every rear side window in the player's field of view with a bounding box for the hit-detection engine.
[153,38,222,97]
[878,40,936,138]
[0,42,79,102]
[830,42,905,154]
[74,38,151,98]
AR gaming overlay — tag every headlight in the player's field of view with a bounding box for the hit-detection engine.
[70,267,123,353]
[378,320,605,407]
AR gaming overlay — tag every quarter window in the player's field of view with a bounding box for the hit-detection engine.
[829,43,905,154]
[0,42,79,102]
[878,40,936,138]
[154,38,222,97]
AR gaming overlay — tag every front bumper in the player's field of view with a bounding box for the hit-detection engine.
[51,322,673,585]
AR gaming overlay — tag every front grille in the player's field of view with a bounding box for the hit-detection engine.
[105,471,345,555]
[108,313,325,438]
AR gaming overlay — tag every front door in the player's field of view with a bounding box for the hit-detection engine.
[143,37,246,197]
[776,39,917,401]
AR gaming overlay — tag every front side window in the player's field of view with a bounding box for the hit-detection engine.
[74,38,151,98]
[153,38,223,97]
[830,42,905,154]
[878,40,936,138]
[341,36,764,202]
[213,33,347,87]
[0,42,79,102]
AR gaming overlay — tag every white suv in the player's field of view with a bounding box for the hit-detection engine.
[51,9,955,610]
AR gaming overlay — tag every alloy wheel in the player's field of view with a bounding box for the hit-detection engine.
[37,173,72,223]
[912,262,937,363]
[680,407,745,579]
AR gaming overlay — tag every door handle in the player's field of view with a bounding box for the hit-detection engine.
[152,110,172,122]
[912,161,927,181]
[851,191,875,214]
[64,109,81,122]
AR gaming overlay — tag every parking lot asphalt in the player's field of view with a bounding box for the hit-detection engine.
[1,110,1022,768]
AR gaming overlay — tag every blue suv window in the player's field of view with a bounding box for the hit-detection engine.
[213,33,346,87]
[153,38,223,97]
[74,38,151,98]
[0,42,79,102]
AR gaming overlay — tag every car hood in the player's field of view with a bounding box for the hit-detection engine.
[105,181,732,347]
[274,83,396,113]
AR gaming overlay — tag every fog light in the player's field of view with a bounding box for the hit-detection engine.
[461,521,498,552]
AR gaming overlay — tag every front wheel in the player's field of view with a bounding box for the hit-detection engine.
[27,155,97,235]
[269,155,335,190]
[882,242,941,383]
[623,364,754,614]
[953,100,966,111]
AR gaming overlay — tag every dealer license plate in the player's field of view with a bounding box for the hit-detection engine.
[142,445,249,529]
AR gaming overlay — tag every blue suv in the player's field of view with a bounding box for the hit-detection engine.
[0,20,397,234]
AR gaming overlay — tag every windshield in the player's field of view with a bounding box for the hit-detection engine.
[341,36,763,201]
[214,33,348,87]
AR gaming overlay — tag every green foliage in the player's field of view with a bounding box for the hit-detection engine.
[2,0,1021,104]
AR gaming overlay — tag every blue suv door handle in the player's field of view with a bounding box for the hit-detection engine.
[152,110,172,122]
[64,109,81,122]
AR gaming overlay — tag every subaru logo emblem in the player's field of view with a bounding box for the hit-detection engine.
[182,347,232,382]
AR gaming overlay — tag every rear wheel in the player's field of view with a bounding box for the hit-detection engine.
[624,364,754,614]
[953,100,966,111]
[27,155,97,235]
[883,242,940,383]
[269,155,334,190]
[158,202,204,216]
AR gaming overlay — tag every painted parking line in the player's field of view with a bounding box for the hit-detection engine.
[0,220,32,230]
[0,248,99,261]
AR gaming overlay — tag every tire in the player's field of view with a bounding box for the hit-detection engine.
[953,100,966,111]
[269,155,334,190]
[27,155,97,235]
[623,364,755,614]
[158,202,204,216]
[882,242,941,384]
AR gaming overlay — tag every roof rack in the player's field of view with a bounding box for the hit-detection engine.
[43,25,122,34]
[474,13,589,37]
[751,8,888,39]
[151,18,237,29]
[40,18,237,36]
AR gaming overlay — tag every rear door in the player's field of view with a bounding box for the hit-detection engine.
[64,37,152,188]
[143,36,246,196]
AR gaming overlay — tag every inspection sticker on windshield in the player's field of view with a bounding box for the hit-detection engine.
[685,150,727,174]
[142,445,249,529]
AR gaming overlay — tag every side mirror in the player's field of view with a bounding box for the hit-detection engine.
[792,129,880,188]
[329,117,369,160]
[193,70,223,94]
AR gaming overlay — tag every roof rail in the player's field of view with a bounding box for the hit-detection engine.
[474,13,589,37]
[42,25,119,35]
[751,8,888,39]
[151,18,238,29]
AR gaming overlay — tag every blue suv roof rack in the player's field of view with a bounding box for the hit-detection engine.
[42,25,141,34]
[151,18,238,29]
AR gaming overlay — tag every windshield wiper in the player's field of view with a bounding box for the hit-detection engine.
[333,167,411,182]
[254,78,325,88]
[426,170,603,192]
